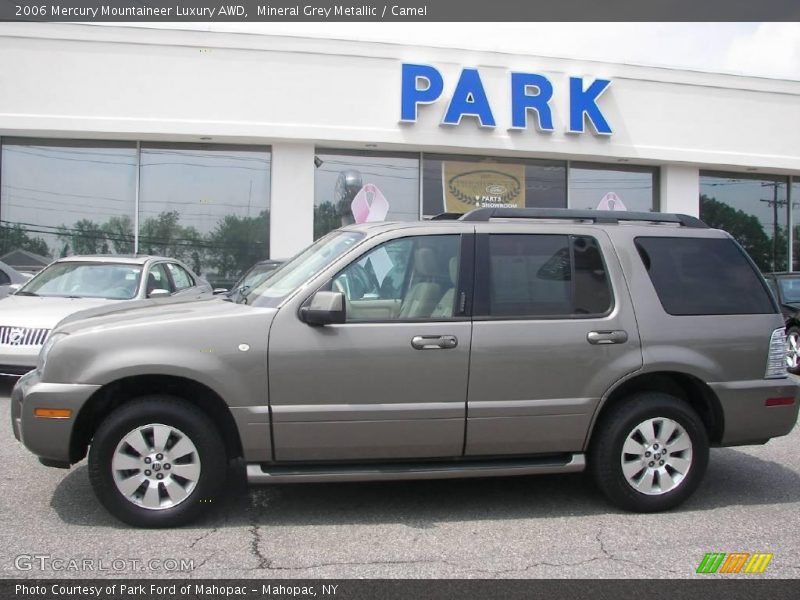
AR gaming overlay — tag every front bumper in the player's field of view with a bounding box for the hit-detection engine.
[11,370,100,464]
[0,345,39,376]
[712,378,800,445]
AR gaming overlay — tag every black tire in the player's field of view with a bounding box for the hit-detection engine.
[786,326,800,375]
[589,392,709,512]
[88,395,226,528]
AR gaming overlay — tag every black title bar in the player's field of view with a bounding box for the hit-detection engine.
[1,0,800,22]
[4,580,800,600]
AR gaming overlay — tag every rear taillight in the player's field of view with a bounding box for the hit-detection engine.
[765,328,788,379]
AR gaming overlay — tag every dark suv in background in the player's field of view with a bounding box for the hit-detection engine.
[764,272,800,374]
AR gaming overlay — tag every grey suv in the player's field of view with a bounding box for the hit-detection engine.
[10,208,799,527]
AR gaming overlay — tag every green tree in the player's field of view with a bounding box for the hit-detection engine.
[0,222,50,257]
[699,195,773,271]
[102,215,135,254]
[314,202,342,240]
[57,219,108,255]
[139,211,203,263]
[206,210,269,279]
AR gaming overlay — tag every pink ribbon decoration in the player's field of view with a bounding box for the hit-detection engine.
[351,183,390,224]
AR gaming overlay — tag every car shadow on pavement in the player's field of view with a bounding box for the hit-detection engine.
[49,446,800,529]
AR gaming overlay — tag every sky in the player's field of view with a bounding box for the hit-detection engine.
[108,22,800,81]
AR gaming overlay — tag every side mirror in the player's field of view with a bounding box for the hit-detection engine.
[147,288,171,299]
[213,288,229,295]
[299,291,346,326]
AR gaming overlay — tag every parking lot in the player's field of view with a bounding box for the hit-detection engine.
[1,378,798,580]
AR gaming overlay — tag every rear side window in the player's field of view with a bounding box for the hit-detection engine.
[483,234,612,318]
[635,237,775,315]
[167,263,194,290]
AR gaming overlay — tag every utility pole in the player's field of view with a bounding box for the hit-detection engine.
[760,182,784,272]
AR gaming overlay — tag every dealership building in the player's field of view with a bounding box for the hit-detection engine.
[1,23,799,283]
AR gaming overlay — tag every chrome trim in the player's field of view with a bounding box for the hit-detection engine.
[0,326,50,347]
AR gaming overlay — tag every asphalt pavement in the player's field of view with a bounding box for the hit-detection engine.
[1,378,798,579]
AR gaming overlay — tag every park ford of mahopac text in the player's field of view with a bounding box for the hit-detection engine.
[15,583,339,597]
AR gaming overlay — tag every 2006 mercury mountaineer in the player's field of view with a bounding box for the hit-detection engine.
[11,208,800,527]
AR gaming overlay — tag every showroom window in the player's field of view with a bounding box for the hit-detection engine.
[793,177,800,271]
[699,172,789,273]
[0,139,137,263]
[568,163,659,212]
[313,150,420,240]
[139,144,271,287]
[422,154,567,217]
[0,139,271,286]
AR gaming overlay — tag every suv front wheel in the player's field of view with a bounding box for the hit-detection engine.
[589,393,709,512]
[88,396,226,527]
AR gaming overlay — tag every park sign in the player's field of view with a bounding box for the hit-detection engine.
[400,63,613,135]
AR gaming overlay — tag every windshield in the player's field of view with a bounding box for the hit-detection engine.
[779,277,800,303]
[246,231,364,307]
[18,262,143,300]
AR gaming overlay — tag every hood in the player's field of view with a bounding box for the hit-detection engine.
[56,291,211,328]
[56,296,273,336]
[0,295,116,329]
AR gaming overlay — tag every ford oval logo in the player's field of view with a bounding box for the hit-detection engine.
[486,184,508,195]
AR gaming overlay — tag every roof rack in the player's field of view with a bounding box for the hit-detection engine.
[458,207,708,228]
[430,212,464,221]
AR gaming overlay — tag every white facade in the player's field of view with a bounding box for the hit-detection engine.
[1,23,799,259]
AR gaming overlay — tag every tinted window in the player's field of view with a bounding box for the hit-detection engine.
[334,235,461,321]
[635,237,775,315]
[0,269,9,285]
[486,234,611,318]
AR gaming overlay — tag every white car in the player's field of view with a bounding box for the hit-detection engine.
[0,255,212,376]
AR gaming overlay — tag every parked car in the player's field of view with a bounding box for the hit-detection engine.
[763,272,800,374]
[0,255,211,377]
[11,208,799,527]
[227,259,284,303]
[0,260,31,299]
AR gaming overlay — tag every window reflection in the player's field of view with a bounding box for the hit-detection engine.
[139,144,271,287]
[0,139,137,269]
[313,150,420,240]
[568,163,658,212]
[700,172,789,273]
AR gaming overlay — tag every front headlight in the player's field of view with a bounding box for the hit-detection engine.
[37,332,68,374]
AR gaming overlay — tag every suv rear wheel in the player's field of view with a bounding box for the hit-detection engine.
[589,392,709,512]
[88,396,226,527]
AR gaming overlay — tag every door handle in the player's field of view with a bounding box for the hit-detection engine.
[587,330,628,345]
[411,335,458,350]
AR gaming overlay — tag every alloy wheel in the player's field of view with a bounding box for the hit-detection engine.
[620,417,693,496]
[111,423,201,510]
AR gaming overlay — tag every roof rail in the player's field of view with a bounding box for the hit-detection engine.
[458,207,708,228]
[430,212,464,221]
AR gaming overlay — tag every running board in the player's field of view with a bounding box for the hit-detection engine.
[247,453,585,484]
